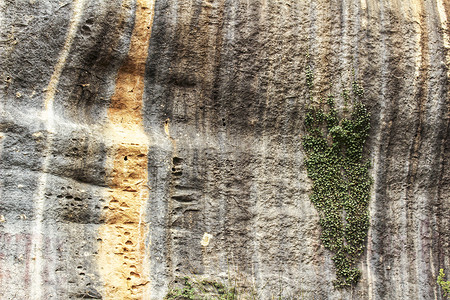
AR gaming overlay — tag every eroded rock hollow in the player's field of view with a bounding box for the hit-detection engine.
[0,0,449,299]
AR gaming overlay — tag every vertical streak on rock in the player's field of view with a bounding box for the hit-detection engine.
[29,1,86,298]
[0,132,3,202]
[436,0,449,65]
[98,0,155,299]
[421,1,449,297]
[404,1,429,297]
[338,0,351,87]
[435,0,450,281]
[0,0,3,166]
[355,1,373,297]
[369,0,388,298]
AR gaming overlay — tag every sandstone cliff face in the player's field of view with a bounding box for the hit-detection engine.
[0,0,449,299]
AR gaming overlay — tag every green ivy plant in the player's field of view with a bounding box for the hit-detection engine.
[165,277,196,300]
[302,65,372,288]
[438,269,450,298]
[164,276,237,300]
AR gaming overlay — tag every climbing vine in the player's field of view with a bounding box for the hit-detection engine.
[302,66,372,288]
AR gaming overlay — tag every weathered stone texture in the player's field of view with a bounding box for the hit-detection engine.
[0,0,449,299]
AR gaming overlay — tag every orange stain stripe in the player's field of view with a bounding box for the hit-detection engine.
[98,0,155,299]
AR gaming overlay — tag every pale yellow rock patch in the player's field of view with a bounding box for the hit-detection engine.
[98,0,156,299]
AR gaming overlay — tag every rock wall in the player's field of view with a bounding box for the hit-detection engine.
[0,0,449,299]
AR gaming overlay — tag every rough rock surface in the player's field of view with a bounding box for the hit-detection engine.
[0,0,449,299]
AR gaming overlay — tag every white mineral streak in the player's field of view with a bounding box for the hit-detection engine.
[29,0,86,298]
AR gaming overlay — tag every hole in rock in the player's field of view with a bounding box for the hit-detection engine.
[172,157,183,165]
[124,156,128,161]
[81,25,91,32]
[172,195,193,202]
